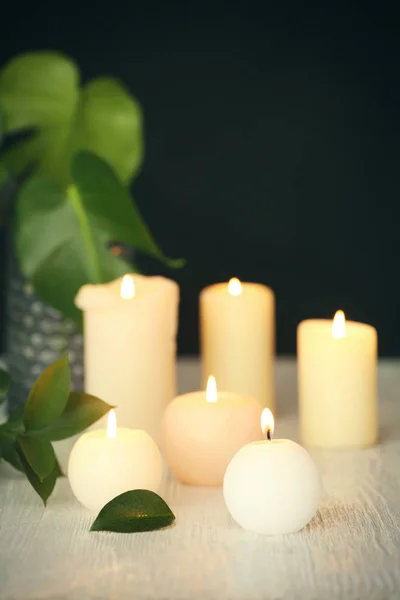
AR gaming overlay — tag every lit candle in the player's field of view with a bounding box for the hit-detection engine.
[68,410,163,512]
[75,274,179,444]
[200,278,275,411]
[223,409,321,535]
[298,311,378,448]
[162,376,263,486]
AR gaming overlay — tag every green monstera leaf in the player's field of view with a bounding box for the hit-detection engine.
[15,151,181,325]
[0,52,143,187]
[0,107,17,223]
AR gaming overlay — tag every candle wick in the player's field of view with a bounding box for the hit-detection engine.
[267,429,272,441]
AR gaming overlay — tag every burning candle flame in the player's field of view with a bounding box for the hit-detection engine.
[206,375,218,403]
[332,310,346,339]
[120,275,135,299]
[261,408,274,440]
[228,277,242,296]
[107,409,117,438]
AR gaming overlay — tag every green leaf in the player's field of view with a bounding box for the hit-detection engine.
[0,107,17,225]
[33,391,114,441]
[6,403,25,427]
[75,78,144,183]
[71,151,184,267]
[18,435,56,481]
[0,434,25,473]
[0,52,143,186]
[90,490,176,533]
[23,356,70,431]
[14,150,181,324]
[17,447,63,505]
[0,368,10,402]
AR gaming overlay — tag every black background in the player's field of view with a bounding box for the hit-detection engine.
[1,2,399,356]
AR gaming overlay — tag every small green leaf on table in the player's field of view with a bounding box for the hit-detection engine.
[23,355,70,431]
[36,391,115,441]
[91,490,175,533]
[18,435,56,481]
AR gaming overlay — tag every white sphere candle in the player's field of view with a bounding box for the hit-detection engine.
[162,376,263,486]
[223,409,321,535]
[298,310,378,448]
[68,410,163,512]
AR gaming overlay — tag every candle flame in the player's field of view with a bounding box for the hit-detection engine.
[120,275,135,299]
[107,409,117,438]
[261,408,274,440]
[228,277,242,296]
[206,375,218,403]
[332,310,346,339]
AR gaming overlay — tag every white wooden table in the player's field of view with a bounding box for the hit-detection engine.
[1,358,400,600]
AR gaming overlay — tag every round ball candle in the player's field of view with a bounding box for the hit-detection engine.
[298,310,378,448]
[68,410,163,512]
[200,278,275,411]
[223,409,321,535]
[75,274,179,445]
[162,376,263,486]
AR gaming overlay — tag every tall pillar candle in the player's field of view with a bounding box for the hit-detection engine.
[200,278,275,411]
[298,310,378,448]
[75,274,179,445]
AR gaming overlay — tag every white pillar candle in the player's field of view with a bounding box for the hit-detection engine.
[200,278,275,411]
[68,410,163,512]
[75,274,179,445]
[298,310,378,448]
[223,409,321,535]
[162,376,263,486]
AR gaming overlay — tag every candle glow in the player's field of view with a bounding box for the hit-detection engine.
[228,277,242,296]
[332,310,346,339]
[120,275,135,299]
[206,375,217,403]
[261,408,274,439]
[107,409,117,439]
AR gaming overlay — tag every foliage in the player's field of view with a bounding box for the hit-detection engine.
[15,151,182,325]
[0,51,143,187]
[0,368,10,403]
[0,52,183,322]
[0,357,113,505]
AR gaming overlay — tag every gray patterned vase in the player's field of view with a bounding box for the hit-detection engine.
[6,254,84,413]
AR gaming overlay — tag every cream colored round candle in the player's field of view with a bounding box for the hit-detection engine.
[68,410,163,512]
[75,274,179,445]
[200,278,275,411]
[162,376,263,486]
[298,311,378,448]
[223,409,321,535]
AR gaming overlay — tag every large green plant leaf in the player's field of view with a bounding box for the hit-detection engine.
[0,52,143,186]
[15,151,179,324]
[0,107,17,224]
[71,151,184,267]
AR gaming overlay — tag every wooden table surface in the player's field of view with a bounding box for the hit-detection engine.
[0,358,399,600]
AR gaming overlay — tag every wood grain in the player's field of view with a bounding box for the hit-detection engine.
[0,358,399,600]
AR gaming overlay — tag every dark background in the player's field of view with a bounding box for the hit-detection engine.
[1,2,399,356]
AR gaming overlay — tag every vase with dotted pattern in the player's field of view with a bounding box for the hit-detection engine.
[6,258,84,413]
